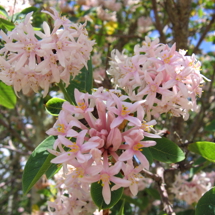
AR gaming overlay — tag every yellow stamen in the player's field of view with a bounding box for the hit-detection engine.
[121,105,129,116]
[150,84,157,92]
[72,167,84,178]
[56,124,65,133]
[99,173,110,186]
[141,121,152,132]
[68,142,79,153]
[76,102,87,111]
[133,143,143,151]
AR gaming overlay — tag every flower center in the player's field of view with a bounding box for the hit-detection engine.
[121,105,129,116]
[55,124,65,133]
[24,43,35,53]
[68,142,79,153]
[56,41,63,49]
[150,84,157,92]
[133,143,143,151]
[141,121,151,132]
[175,74,182,81]
[76,102,87,111]
[100,173,110,186]
[74,167,84,178]
[128,172,143,185]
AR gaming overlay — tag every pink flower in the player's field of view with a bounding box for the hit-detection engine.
[119,131,156,169]
[5,25,41,71]
[82,153,130,204]
[137,71,173,108]
[46,110,79,137]
[109,93,145,129]
[51,130,100,164]
[112,161,144,196]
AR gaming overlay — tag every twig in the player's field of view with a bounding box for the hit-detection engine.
[140,168,176,215]
[0,117,34,151]
[151,0,166,43]
[193,12,215,53]
[95,33,143,40]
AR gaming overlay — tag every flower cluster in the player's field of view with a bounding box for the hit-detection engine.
[108,37,209,120]
[0,8,94,96]
[47,87,160,209]
[47,168,97,215]
[170,172,214,205]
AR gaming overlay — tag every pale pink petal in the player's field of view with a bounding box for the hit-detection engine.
[15,53,28,71]
[118,149,134,161]
[77,151,90,163]
[130,182,138,196]
[135,151,149,169]
[109,161,122,175]
[51,152,74,163]
[140,140,156,147]
[81,141,100,151]
[125,115,141,127]
[58,136,72,147]
[110,117,123,129]
[111,176,131,187]
[81,175,100,183]
[66,129,79,137]
[86,165,103,176]
[29,52,36,69]
[102,182,111,204]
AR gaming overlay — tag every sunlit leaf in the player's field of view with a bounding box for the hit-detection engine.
[0,81,17,109]
[195,187,215,215]
[188,141,215,162]
[147,137,185,163]
[22,136,55,194]
[45,97,66,116]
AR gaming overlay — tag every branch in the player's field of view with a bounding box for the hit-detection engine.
[95,33,143,40]
[0,117,34,151]
[151,0,166,43]
[140,168,176,215]
[193,12,215,53]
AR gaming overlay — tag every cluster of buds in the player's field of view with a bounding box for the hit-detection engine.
[0,8,94,96]
[108,37,209,120]
[47,87,160,210]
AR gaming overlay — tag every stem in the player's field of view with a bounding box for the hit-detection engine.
[57,81,73,104]
[103,209,110,215]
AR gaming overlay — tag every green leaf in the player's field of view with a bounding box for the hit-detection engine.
[110,199,133,215]
[0,18,15,31]
[141,148,153,165]
[177,209,195,215]
[147,137,185,163]
[0,5,8,18]
[19,6,38,15]
[195,187,215,215]
[188,141,215,162]
[118,199,125,215]
[190,156,210,176]
[45,163,61,179]
[45,98,66,116]
[122,194,148,210]
[66,59,93,103]
[145,187,160,200]
[205,120,215,132]
[22,136,55,194]
[91,177,124,210]
[0,81,17,109]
